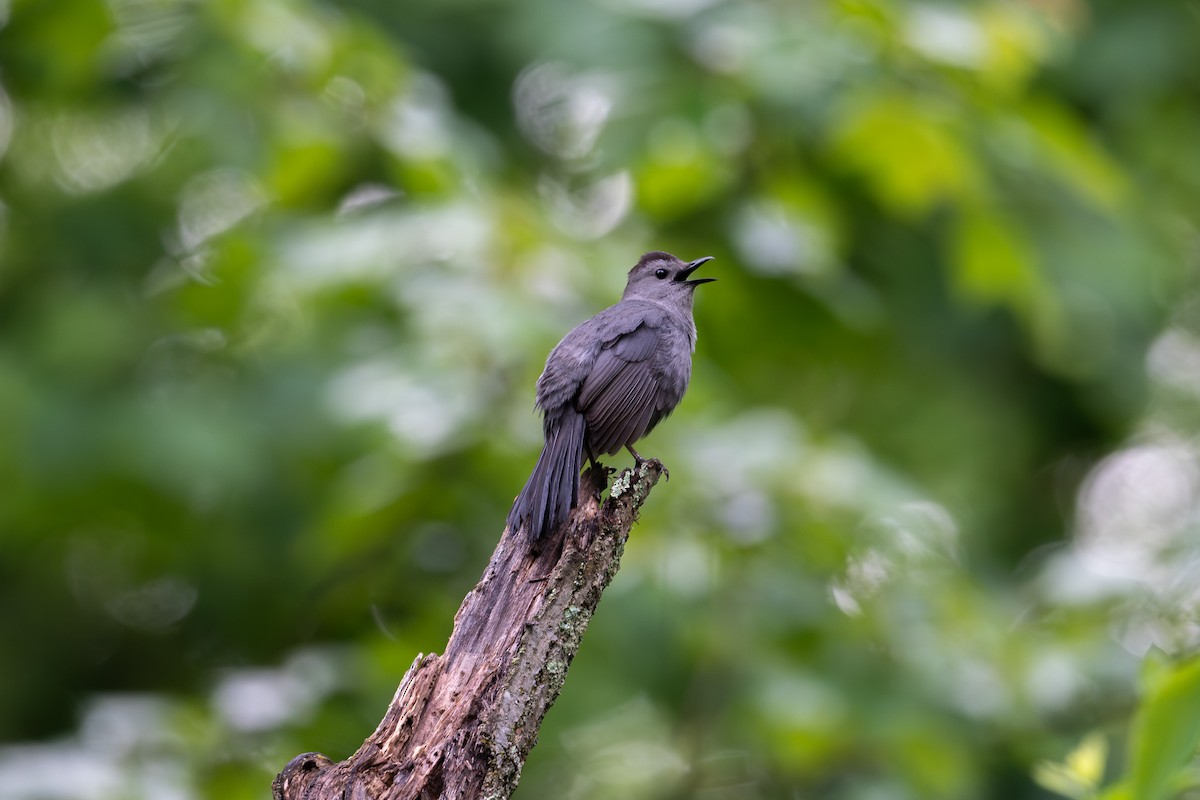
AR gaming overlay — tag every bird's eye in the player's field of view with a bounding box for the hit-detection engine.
[654,268,669,279]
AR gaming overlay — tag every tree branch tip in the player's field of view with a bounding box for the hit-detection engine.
[609,459,665,505]
[272,752,333,800]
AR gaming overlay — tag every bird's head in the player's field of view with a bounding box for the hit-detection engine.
[622,251,715,306]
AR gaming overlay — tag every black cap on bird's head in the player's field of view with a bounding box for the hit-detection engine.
[624,251,716,302]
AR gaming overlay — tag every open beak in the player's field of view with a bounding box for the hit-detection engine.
[675,256,716,286]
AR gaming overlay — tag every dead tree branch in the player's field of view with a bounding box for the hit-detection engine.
[273,460,665,800]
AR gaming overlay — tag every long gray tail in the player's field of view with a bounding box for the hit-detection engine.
[508,408,586,543]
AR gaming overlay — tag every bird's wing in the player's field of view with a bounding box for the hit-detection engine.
[577,322,663,455]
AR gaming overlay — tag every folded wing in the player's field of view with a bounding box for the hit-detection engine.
[577,323,664,455]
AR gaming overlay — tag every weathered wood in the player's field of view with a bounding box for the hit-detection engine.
[273,460,665,800]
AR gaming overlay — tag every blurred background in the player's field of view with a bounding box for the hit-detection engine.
[2,0,1200,797]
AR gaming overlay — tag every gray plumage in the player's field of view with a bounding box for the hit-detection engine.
[507,251,715,544]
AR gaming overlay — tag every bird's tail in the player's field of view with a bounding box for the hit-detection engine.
[507,408,586,544]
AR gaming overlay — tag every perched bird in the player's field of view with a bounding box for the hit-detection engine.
[507,251,715,543]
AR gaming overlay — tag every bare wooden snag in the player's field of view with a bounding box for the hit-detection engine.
[273,460,665,800]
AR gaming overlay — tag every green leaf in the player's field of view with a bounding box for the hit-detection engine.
[950,207,1062,353]
[1128,657,1200,800]
[952,208,1039,307]
[1098,783,1132,800]
[1020,99,1125,211]
[828,91,983,217]
[1033,760,1091,799]
[1068,732,1108,788]
[1033,733,1107,799]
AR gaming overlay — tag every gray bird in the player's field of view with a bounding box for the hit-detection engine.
[507,251,715,543]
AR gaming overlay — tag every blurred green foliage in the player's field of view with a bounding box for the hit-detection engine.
[2,0,1200,797]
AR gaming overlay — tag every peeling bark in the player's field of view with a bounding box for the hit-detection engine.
[273,460,665,800]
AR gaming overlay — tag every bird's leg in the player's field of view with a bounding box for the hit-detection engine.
[585,442,613,498]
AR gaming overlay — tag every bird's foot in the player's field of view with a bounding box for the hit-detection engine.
[651,459,670,481]
[626,446,669,481]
